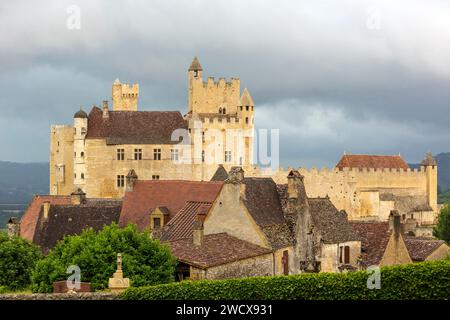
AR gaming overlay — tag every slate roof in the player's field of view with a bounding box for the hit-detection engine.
[307,198,360,244]
[404,237,447,261]
[20,195,71,242]
[161,201,213,242]
[119,180,223,231]
[188,56,203,71]
[74,109,88,119]
[336,154,409,170]
[85,107,188,145]
[33,200,122,253]
[242,178,294,249]
[210,165,228,181]
[350,222,392,266]
[168,233,272,269]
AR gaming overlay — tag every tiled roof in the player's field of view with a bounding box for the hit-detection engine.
[119,180,223,231]
[161,201,213,242]
[168,233,272,269]
[33,202,122,253]
[308,198,360,244]
[210,165,228,181]
[85,107,188,145]
[188,56,203,71]
[350,222,391,266]
[20,195,71,242]
[242,178,294,248]
[404,237,447,261]
[336,154,409,170]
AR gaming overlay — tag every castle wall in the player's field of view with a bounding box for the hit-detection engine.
[248,166,433,220]
[49,125,74,195]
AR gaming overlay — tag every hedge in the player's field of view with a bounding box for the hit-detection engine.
[120,260,450,300]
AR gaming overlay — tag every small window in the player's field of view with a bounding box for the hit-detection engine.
[81,152,84,157]
[225,151,232,163]
[171,149,179,161]
[74,152,77,157]
[245,117,249,124]
[202,150,205,163]
[153,149,161,160]
[246,106,249,111]
[223,107,226,114]
[219,107,222,114]
[134,148,142,160]
[152,175,160,180]
[74,173,77,179]
[153,218,161,229]
[81,173,85,180]
[117,175,125,187]
[240,106,243,111]
[117,149,125,161]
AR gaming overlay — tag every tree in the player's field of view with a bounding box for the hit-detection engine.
[0,232,42,291]
[434,204,450,244]
[31,223,177,293]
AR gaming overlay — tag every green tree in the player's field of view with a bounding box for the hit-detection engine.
[434,203,450,243]
[31,223,177,293]
[0,232,42,291]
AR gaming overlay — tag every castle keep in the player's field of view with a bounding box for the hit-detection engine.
[50,57,255,198]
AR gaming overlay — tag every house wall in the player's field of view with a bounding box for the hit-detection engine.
[204,254,274,280]
[320,241,361,273]
[274,247,295,275]
[425,244,449,261]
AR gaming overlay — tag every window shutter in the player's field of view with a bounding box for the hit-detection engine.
[344,246,350,264]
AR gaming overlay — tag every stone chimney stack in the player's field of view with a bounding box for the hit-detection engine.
[192,213,205,246]
[225,166,246,198]
[126,169,138,192]
[43,201,51,220]
[70,188,86,205]
[389,210,402,239]
[102,100,109,119]
[7,217,20,238]
[286,170,308,215]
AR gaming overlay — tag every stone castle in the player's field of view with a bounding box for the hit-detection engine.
[49,57,438,229]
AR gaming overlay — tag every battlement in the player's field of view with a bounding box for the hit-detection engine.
[118,83,139,97]
[112,79,139,111]
[202,77,240,88]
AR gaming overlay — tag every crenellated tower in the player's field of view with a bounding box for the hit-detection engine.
[112,78,139,111]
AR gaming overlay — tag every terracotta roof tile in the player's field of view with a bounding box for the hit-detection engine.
[350,221,391,266]
[336,154,409,170]
[161,201,212,242]
[20,195,71,242]
[404,237,448,262]
[119,180,223,231]
[85,107,188,145]
[168,233,272,269]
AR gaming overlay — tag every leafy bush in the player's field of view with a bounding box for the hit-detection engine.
[120,260,450,300]
[434,204,450,243]
[0,232,42,290]
[31,223,177,293]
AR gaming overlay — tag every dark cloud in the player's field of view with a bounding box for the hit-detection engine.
[0,0,449,166]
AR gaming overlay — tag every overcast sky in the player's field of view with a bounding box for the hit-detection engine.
[1,0,449,167]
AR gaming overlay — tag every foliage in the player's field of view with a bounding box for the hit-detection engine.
[438,188,450,205]
[31,223,177,293]
[434,204,450,243]
[0,232,42,290]
[120,260,450,300]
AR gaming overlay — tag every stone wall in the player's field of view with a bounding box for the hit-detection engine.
[0,293,118,300]
[205,253,274,280]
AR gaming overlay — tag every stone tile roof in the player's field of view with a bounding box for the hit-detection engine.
[85,107,188,145]
[308,198,360,244]
[119,180,223,231]
[161,201,213,242]
[210,165,228,181]
[242,178,294,249]
[20,195,71,242]
[336,154,409,170]
[350,221,391,266]
[188,56,203,71]
[379,193,433,214]
[33,201,122,253]
[168,233,272,269]
[404,237,447,262]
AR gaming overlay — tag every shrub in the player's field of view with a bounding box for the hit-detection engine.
[434,203,450,243]
[120,260,450,300]
[31,223,177,293]
[0,232,42,291]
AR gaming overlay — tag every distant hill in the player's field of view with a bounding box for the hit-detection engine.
[0,161,49,204]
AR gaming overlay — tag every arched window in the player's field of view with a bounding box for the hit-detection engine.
[219,107,222,114]
[222,108,226,114]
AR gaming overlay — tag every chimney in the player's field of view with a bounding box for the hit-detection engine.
[225,166,246,198]
[389,210,402,239]
[126,169,138,192]
[7,217,20,238]
[102,100,109,118]
[192,213,206,246]
[43,201,51,220]
[70,188,86,205]
[286,170,308,215]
